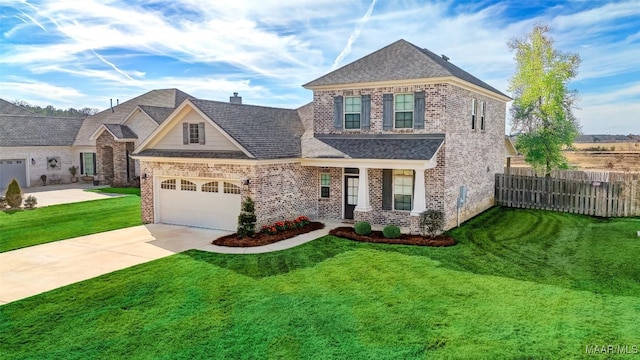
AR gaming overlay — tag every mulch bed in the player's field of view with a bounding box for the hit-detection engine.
[212,222,325,247]
[329,227,457,247]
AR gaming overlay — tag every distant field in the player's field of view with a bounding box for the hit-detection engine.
[509,141,640,172]
[572,142,640,151]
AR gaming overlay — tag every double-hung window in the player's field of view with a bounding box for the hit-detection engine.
[344,96,361,129]
[320,173,330,198]
[395,94,414,128]
[189,123,200,144]
[480,101,486,131]
[471,99,477,130]
[393,170,413,211]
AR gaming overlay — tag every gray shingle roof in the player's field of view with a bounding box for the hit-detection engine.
[304,39,508,98]
[136,149,250,159]
[74,88,193,146]
[0,115,83,146]
[312,133,444,160]
[0,99,38,116]
[138,105,175,124]
[190,99,304,159]
[103,124,137,139]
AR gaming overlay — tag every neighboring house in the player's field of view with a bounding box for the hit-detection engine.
[0,89,193,189]
[0,100,83,188]
[132,39,510,231]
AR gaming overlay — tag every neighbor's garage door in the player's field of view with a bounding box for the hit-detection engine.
[156,177,241,231]
[0,159,27,189]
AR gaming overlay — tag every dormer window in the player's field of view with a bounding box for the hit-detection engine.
[344,96,361,129]
[182,122,205,145]
[189,123,199,143]
[394,93,414,128]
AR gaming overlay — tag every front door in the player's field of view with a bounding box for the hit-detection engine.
[344,176,359,219]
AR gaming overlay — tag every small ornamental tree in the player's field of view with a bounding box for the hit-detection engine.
[237,196,257,239]
[5,179,23,208]
[420,210,444,238]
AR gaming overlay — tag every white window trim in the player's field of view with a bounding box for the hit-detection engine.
[394,93,414,129]
[319,172,331,198]
[392,169,413,211]
[344,96,361,130]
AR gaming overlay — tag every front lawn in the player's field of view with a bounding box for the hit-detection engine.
[1,208,639,358]
[0,196,141,253]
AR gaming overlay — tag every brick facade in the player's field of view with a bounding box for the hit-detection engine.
[96,131,135,187]
[139,160,319,227]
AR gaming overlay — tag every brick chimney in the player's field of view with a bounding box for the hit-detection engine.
[230,92,242,104]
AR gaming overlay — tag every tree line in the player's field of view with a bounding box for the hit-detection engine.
[12,100,99,118]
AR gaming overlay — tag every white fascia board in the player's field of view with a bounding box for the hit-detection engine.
[300,157,437,169]
[130,155,300,166]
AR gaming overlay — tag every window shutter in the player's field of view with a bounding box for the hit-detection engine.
[92,153,96,175]
[382,169,392,210]
[360,95,371,130]
[183,123,189,144]
[79,153,84,174]
[333,96,343,129]
[382,94,393,130]
[198,122,205,144]
[413,91,425,129]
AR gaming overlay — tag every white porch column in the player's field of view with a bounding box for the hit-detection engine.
[411,169,426,216]
[355,167,372,212]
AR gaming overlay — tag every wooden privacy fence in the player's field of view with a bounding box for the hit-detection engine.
[495,173,640,217]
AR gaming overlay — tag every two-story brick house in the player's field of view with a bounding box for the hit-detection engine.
[133,39,510,232]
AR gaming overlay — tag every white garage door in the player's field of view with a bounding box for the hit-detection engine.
[156,177,242,231]
[0,159,27,189]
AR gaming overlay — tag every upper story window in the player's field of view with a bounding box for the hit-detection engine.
[344,96,361,129]
[395,93,414,128]
[471,98,477,130]
[189,123,199,144]
[480,101,486,131]
[183,122,205,145]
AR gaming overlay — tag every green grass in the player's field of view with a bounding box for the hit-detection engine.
[0,196,141,253]
[1,208,639,358]
[87,187,141,196]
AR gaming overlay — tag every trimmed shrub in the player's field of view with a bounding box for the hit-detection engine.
[0,196,7,209]
[237,196,257,239]
[354,221,371,235]
[24,195,37,209]
[383,225,401,239]
[420,210,445,238]
[5,179,23,209]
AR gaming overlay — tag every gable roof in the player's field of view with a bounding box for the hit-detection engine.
[74,88,194,147]
[138,105,175,124]
[0,115,83,147]
[187,99,304,159]
[303,39,508,99]
[0,99,38,116]
[311,134,444,160]
[90,124,138,141]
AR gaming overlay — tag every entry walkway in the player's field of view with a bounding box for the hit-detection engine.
[0,221,340,305]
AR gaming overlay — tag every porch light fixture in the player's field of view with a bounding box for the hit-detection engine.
[142,173,148,179]
[242,179,250,190]
[31,158,36,165]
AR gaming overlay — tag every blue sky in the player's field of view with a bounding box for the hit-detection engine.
[0,0,638,134]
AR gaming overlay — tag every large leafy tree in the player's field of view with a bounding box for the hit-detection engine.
[508,24,581,175]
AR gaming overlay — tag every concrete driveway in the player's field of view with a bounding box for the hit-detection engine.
[0,224,230,305]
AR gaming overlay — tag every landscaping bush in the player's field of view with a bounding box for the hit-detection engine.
[354,221,371,235]
[0,196,6,209]
[24,195,37,209]
[237,197,257,239]
[5,179,23,209]
[382,225,401,239]
[420,209,444,238]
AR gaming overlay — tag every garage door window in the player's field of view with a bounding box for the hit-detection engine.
[223,182,241,194]
[181,180,196,191]
[161,179,176,190]
[202,181,218,192]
